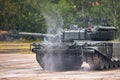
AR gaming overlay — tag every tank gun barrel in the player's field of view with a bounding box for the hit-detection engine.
[19,32,55,37]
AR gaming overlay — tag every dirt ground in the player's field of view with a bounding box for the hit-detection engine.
[0,53,119,80]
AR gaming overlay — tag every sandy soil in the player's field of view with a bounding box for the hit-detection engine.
[0,53,120,80]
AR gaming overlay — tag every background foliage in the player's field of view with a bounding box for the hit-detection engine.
[0,0,120,33]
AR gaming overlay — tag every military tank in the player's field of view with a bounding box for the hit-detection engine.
[19,25,120,71]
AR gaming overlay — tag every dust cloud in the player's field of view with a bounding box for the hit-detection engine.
[81,61,91,71]
[37,1,66,71]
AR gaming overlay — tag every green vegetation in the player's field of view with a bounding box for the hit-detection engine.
[0,42,33,54]
[0,0,120,37]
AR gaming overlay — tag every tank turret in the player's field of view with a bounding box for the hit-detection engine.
[19,25,116,42]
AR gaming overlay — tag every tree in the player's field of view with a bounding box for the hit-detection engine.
[0,0,19,30]
[0,0,120,40]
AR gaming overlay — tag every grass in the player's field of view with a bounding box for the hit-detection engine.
[0,42,34,54]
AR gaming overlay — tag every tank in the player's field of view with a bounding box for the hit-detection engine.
[19,25,120,71]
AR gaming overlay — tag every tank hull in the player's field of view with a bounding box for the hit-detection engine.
[32,41,120,71]
[34,48,83,71]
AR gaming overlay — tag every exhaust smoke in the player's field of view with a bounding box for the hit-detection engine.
[35,1,84,71]
[38,1,65,71]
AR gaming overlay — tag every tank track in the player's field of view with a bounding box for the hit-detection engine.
[84,50,120,70]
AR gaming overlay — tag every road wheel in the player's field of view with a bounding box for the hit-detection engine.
[104,62,109,69]
[110,62,114,69]
[113,61,118,68]
[118,61,120,67]
[99,62,105,70]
